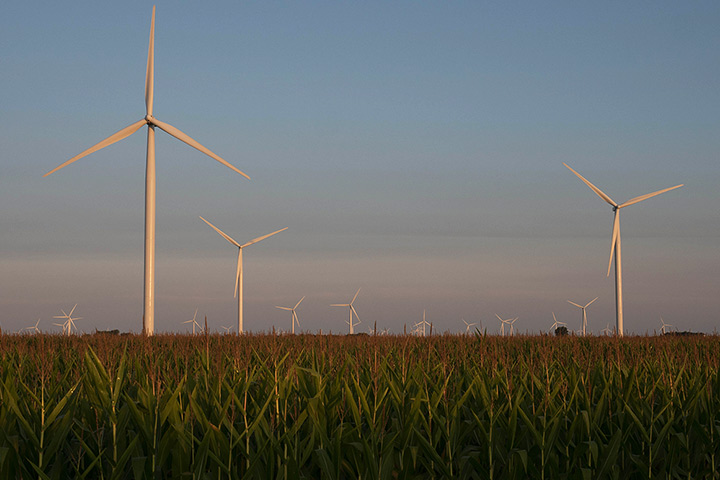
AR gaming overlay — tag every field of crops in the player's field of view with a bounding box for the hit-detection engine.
[1,332,719,479]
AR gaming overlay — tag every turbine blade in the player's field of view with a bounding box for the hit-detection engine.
[495,314,503,322]
[350,305,360,323]
[294,296,305,309]
[199,216,241,247]
[607,209,620,276]
[150,118,250,179]
[619,184,684,209]
[563,163,617,207]
[294,312,300,326]
[44,119,147,177]
[330,304,349,307]
[145,6,155,116]
[567,301,583,308]
[351,288,361,305]
[585,297,599,308]
[275,306,292,311]
[234,249,241,298]
[68,304,77,316]
[240,227,288,248]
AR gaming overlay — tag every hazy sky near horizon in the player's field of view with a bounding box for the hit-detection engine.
[2,1,719,335]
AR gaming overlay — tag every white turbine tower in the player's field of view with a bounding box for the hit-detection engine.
[567,297,598,337]
[564,164,682,336]
[275,296,305,334]
[199,216,287,334]
[549,312,566,334]
[660,317,673,335]
[53,305,81,336]
[331,289,361,334]
[183,308,202,334]
[44,7,250,336]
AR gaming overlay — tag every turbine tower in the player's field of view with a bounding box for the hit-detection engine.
[275,296,305,334]
[199,216,287,334]
[564,164,682,336]
[44,7,250,336]
[331,289,361,334]
[567,297,598,336]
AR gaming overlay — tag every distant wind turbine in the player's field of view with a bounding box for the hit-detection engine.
[462,318,478,334]
[601,324,613,336]
[221,325,234,334]
[331,289,361,334]
[660,317,673,335]
[415,310,432,337]
[567,297,598,336]
[200,216,286,334]
[496,314,517,336]
[564,163,682,336]
[53,305,81,336]
[275,296,305,334]
[24,318,41,334]
[183,308,202,334]
[44,7,250,336]
[549,312,566,334]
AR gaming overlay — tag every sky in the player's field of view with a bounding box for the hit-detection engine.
[1,1,719,335]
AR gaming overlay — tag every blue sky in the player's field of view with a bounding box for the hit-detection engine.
[1,1,718,334]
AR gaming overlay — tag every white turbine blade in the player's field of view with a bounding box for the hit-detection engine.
[199,216,241,247]
[584,297,599,308]
[182,319,194,324]
[234,249,241,298]
[192,308,198,322]
[150,117,250,179]
[607,209,620,277]
[567,300,583,309]
[351,288,361,305]
[275,306,292,311]
[145,6,155,116]
[552,312,558,323]
[350,305,360,323]
[563,163,617,207]
[495,314,503,322]
[44,119,148,177]
[68,304,77,316]
[240,227,288,248]
[294,296,305,309]
[330,303,350,307]
[294,312,300,326]
[619,184,684,209]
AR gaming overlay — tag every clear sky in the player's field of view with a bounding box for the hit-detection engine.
[1,1,718,335]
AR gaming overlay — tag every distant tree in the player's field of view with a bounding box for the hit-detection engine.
[555,326,569,336]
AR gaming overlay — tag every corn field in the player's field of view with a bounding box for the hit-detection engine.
[1,332,719,479]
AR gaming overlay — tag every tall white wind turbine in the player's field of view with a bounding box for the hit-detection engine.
[564,164,683,336]
[182,308,202,334]
[44,7,250,336]
[200,216,286,334]
[24,318,41,334]
[567,297,598,337]
[53,305,81,336]
[462,318,478,334]
[660,317,673,335]
[496,314,516,336]
[275,296,305,334]
[331,289,361,334]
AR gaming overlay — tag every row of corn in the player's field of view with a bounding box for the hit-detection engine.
[0,333,719,479]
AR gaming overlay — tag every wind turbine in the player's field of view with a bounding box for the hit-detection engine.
[414,310,431,337]
[24,318,41,334]
[564,164,682,336]
[44,7,250,336]
[53,305,81,336]
[567,297,598,336]
[462,318,478,334]
[221,325,234,334]
[496,314,516,336]
[331,289,361,334]
[549,312,566,334]
[199,216,286,334]
[183,308,202,334]
[275,296,304,334]
[660,317,673,335]
[601,324,613,336]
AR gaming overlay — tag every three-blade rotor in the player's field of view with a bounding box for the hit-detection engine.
[563,163,682,276]
[44,6,249,180]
